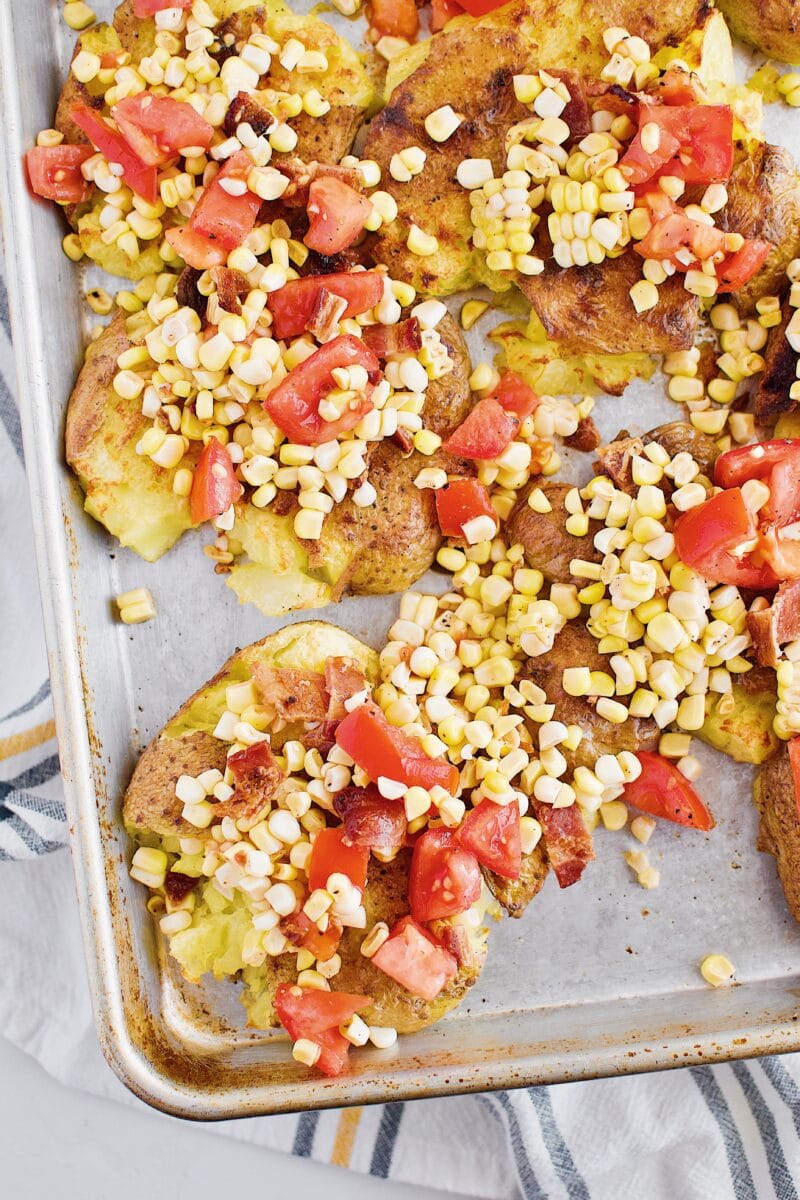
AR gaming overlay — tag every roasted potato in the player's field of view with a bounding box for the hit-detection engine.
[753,743,800,922]
[716,0,800,65]
[505,481,601,586]
[55,0,375,279]
[124,620,490,1032]
[719,143,800,314]
[65,312,195,562]
[365,0,707,300]
[484,841,549,918]
[698,669,779,765]
[753,301,797,424]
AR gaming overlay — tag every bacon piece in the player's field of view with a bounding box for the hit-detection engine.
[433,922,482,972]
[252,665,328,723]
[164,871,197,904]
[594,432,644,494]
[533,801,594,888]
[747,581,800,668]
[211,266,250,315]
[325,656,368,722]
[333,786,407,851]
[216,741,283,822]
[754,303,797,424]
[272,156,362,209]
[392,427,414,454]
[176,266,204,316]
[280,910,343,961]
[551,69,591,138]
[305,287,348,340]
[362,317,423,359]
[564,415,601,452]
[224,91,276,140]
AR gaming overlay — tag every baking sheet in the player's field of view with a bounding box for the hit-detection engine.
[1,0,799,1119]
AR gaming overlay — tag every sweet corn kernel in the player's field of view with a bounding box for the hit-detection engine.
[700,954,735,987]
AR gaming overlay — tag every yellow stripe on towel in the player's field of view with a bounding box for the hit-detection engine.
[0,719,56,762]
[330,1106,363,1167]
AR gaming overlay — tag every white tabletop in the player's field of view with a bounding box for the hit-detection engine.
[0,1037,477,1200]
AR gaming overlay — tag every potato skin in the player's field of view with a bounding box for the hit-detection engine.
[484,843,549,918]
[720,143,800,313]
[506,481,600,585]
[716,0,800,64]
[754,743,800,921]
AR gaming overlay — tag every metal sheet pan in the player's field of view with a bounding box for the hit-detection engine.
[1,0,799,1121]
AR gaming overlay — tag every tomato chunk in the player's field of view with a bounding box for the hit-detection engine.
[265,335,380,446]
[304,177,372,256]
[280,910,343,963]
[430,0,464,29]
[674,487,778,590]
[409,827,482,922]
[307,827,369,894]
[335,701,460,794]
[165,225,227,269]
[275,982,371,1051]
[457,799,521,879]
[635,211,727,271]
[267,271,383,340]
[435,478,496,538]
[133,0,190,13]
[717,239,773,292]
[635,104,734,185]
[620,124,682,188]
[189,437,243,524]
[113,94,213,166]
[492,371,540,420]
[26,145,93,203]
[368,0,419,38]
[71,103,157,204]
[624,752,715,830]
[715,440,800,489]
[789,738,800,821]
[758,528,800,582]
[443,397,519,460]
[189,150,261,251]
[371,916,458,1001]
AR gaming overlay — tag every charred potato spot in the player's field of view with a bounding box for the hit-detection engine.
[484,843,549,917]
[716,0,800,65]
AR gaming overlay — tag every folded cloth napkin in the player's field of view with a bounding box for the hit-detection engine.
[2,263,799,1200]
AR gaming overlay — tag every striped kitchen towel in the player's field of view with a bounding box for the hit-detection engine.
[2,257,799,1198]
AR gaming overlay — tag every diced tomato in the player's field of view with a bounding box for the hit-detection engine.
[315,1027,353,1077]
[307,827,369,894]
[267,271,383,340]
[265,335,380,446]
[70,103,157,204]
[788,738,800,821]
[535,802,594,887]
[133,0,190,14]
[635,210,727,271]
[189,437,243,524]
[653,67,709,106]
[335,701,460,794]
[717,239,773,292]
[620,124,682,188]
[113,94,213,167]
[275,983,371,1038]
[674,487,778,590]
[625,752,715,831]
[333,786,407,851]
[492,371,540,420]
[457,800,521,879]
[454,0,508,14]
[280,910,343,963]
[165,225,227,269]
[430,0,464,30]
[189,150,261,251]
[25,145,93,204]
[715,440,800,489]
[435,477,496,538]
[371,916,458,1001]
[368,0,419,38]
[443,397,519,460]
[409,827,482,922]
[304,177,372,256]
[638,104,734,185]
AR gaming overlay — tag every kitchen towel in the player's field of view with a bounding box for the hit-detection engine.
[2,266,800,1200]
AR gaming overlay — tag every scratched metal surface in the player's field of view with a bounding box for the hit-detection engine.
[1,0,799,1119]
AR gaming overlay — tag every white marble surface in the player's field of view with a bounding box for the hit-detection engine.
[0,1037,476,1200]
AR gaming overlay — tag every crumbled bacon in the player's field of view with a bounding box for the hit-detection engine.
[433,923,482,971]
[223,91,276,140]
[534,801,595,888]
[176,266,204,316]
[305,287,348,340]
[551,69,591,138]
[362,318,423,359]
[280,910,343,961]
[392,428,414,454]
[325,656,368,722]
[274,157,362,209]
[210,266,250,315]
[594,432,644,494]
[564,415,601,452]
[164,871,197,904]
[333,786,407,851]
[252,665,328,723]
[747,581,800,668]
[216,740,283,822]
